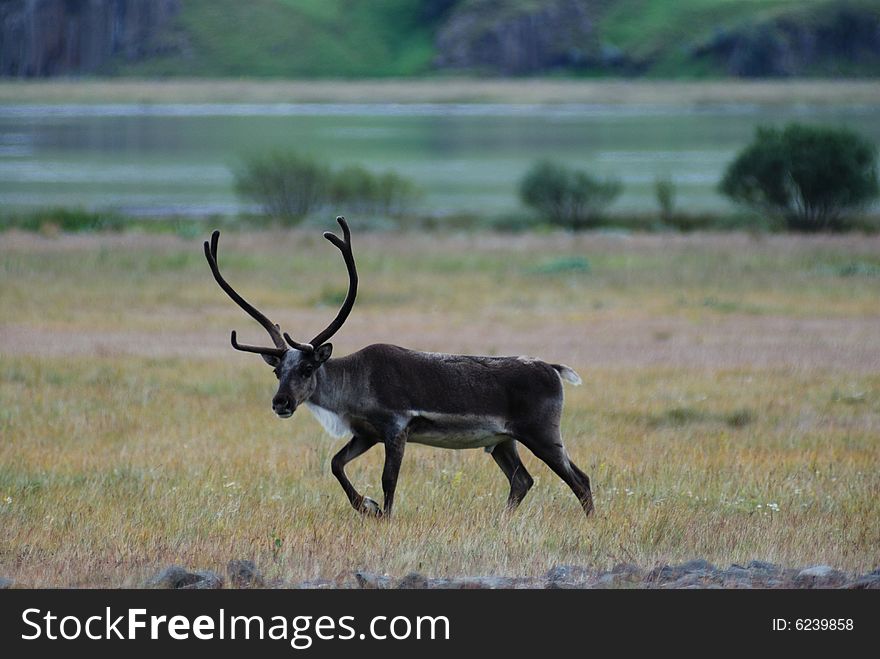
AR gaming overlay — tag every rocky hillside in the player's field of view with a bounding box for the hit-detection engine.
[434,0,600,75]
[1,0,878,78]
[0,0,180,77]
[690,3,880,77]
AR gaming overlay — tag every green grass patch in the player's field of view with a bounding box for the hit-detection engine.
[116,0,440,78]
[528,257,592,276]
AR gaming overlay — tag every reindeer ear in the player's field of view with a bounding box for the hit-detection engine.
[314,343,333,364]
[262,353,281,367]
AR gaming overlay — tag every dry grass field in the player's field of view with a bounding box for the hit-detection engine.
[1,228,878,587]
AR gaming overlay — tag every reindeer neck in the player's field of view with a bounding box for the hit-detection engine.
[307,359,345,412]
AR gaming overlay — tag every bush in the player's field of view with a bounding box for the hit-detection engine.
[234,152,330,225]
[519,160,622,231]
[374,171,422,217]
[235,153,421,224]
[0,208,126,233]
[720,124,879,231]
[329,165,376,214]
[654,176,676,224]
[330,166,421,217]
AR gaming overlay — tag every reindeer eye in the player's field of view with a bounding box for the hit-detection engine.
[301,364,314,377]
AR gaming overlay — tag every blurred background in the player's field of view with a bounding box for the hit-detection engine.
[0,0,879,231]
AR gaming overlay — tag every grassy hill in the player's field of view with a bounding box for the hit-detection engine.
[116,0,441,78]
[108,0,880,78]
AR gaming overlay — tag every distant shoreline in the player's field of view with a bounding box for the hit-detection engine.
[1,78,879,106]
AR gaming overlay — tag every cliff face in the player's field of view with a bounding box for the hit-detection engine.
[0,0,180,77]
[690,4,880,77]
[434,0,600,75]
[432,0,880,77]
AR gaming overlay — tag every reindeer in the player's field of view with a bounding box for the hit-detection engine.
[204,218,593,518]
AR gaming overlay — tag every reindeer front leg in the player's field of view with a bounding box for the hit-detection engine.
[331,435,381,516]
[381,428,408,516]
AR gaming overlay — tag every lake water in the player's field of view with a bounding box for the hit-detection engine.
[0,102,877,217]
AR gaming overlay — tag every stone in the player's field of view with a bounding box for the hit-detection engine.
[227,560,264,589]
[680,559,716,572]
[663,574,708,589]
[146,566,202,589]
[181,571,224,590]
[593,573,620,588]
[294,579,336,589]
[722,566,752,579]
[646,560,719,585]
[611,563,643,580]
[440,576,521,589]
[146,566,223,589]
[545,565,591,583]
[354,571,392,589]
[396,572,429,589]
[794,566,847,588]
[841,576,880,590]
[0,577,13,589]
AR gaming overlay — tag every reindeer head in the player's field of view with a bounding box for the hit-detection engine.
[204,217,358,418]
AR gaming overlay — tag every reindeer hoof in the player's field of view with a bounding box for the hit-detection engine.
[359,497,383,517]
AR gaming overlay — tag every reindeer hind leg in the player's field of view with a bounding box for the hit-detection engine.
[488,439,534,512]
[515,429,593,517]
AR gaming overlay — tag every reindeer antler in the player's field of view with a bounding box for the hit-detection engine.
[204,230,287,358]
[306,216,358,348]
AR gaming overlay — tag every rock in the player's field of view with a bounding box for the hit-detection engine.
[646,560,719,585]
[688,5,880,78]
[794,565,847,588]
[434,0,602,75]
[720,566,754,586]
[0,0,181,77]
[545,565,591,583]
[746,560,781,574]
[645,564,677,583]
[396,572,430,589]
[438,576,523,589]
[227,560,264,589]
[798,565,837,578]
[682,583,723,589]
[611,563,643,580]
[146,566,202,589]
[0,577,13,589]
[294,579,336,589]
[841,576,880,590]
[181,571,224,590]
[662,574,708,589]
[146,566,223,589]
[355,571,392,589]
[593,573,621,588]
[680,559,717,572]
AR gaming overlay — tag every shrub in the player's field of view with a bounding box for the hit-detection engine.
[329,165,377,214]
[654,176,676,224]
[235,153,421,224]
[0,208,126,233]
[234,152,330,225]
[329,166,421,217]
[720,124,879,231]
[373,171,421,217]
[519,160,622,230]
